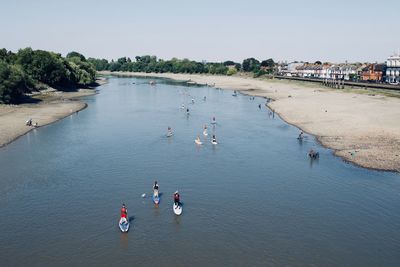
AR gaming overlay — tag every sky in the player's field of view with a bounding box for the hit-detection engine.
[0,0,399,63]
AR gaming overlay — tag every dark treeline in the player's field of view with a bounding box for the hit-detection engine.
[0,48,96,104]
[88,56,275,77]
[1,47,276,104]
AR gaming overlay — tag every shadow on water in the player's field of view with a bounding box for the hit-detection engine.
[128,216,135,223]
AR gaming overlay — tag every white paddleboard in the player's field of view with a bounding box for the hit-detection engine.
[195,139,202,145]
[173,203,182,215]
[203,130,208,136]
[119,217,130,232]
[167,132,173,137]
[211,140,218,145]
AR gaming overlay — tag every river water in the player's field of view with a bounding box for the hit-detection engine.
[0,77,399,266]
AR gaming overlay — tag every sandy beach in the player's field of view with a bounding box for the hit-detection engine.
[0,77,106,148]
[101,71,400,172]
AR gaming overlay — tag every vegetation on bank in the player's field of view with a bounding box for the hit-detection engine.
[0,47,275,104]
[0,48,96,104]
[88,56,275,77]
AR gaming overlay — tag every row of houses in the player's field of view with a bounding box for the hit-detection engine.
[277,53,400,84]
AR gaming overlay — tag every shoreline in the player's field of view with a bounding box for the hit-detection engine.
[101,71,400,172]
[0,77,107,149]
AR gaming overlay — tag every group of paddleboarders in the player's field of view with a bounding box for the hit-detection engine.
[120,181,181,222]
[166,116,219,145]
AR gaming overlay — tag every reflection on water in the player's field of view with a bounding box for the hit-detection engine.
[0,77,399,266]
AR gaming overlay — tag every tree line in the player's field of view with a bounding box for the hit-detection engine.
[88,56,275,77]
[0,48,96,104]
[0,47,276,104]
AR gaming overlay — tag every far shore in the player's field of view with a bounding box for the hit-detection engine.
[0,77,107,148]
[101,71,400,172]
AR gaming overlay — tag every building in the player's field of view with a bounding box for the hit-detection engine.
[361,64,386,82]
[386,54,400,84]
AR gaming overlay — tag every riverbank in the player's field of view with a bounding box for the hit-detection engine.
[101,71,400,172]
[0,77,107,148]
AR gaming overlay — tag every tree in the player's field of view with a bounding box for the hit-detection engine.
[66,51,86,62]
[261,58,275,68]
[242,58,260,72]
[223,60,235,66]
[0,61,32,103]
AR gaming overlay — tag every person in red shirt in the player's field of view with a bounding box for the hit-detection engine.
[120,203,128,218]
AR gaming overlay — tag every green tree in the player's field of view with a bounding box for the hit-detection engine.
[0,61,32,103]
[242,58,260,72]
[66,51,86,61]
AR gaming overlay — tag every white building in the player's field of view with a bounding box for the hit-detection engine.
[386,54,400,84]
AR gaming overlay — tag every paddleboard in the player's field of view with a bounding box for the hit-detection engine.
[203,130,208,136]
[167,132,173,137]
[173,203,182,215]
[152,194,160,204]
[195,139,202,145]
[119,217,130,232]
[211,140,218,145]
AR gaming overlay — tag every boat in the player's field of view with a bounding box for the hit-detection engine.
[119,217,130,232]
[173,203,182,215]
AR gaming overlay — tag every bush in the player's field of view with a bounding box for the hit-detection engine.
[227,68,237,76]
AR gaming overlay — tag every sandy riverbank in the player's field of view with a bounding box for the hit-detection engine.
[101,71,400,172]
[0,77,107,148]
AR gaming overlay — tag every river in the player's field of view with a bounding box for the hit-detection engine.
[0,76,399,266]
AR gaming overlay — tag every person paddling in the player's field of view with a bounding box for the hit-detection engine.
[167,126,173,136]
[120,203,128,218]
[212,134,217,143]
[174,191,180,207]
[153,181,159,197]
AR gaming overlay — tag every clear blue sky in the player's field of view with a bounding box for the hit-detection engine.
[1,0,399,63]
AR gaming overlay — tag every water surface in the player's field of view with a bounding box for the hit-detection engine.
[0,77,399,266]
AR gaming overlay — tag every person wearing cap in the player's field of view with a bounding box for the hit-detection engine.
[173,191,180,206]
[153,181,159,197]
[120,203,128,218]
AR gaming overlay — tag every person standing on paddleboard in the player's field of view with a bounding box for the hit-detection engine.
[174,191,180,206]
[153,181,159,197]
[121,204,128,218]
